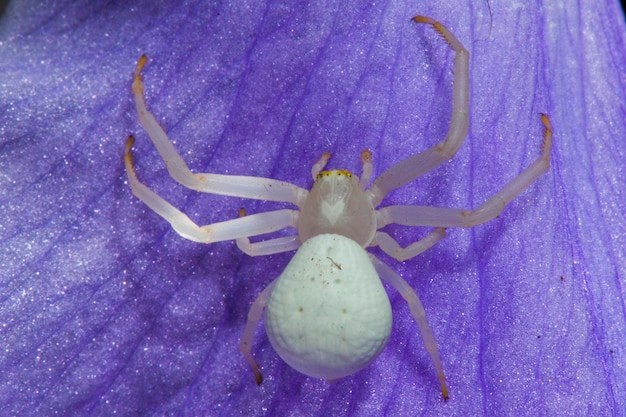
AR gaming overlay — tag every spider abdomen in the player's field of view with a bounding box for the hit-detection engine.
[265,233,392,380]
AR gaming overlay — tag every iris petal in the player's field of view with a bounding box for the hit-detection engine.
[1,1,625,415]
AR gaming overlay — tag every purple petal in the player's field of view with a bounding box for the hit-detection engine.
[1,1,625,416]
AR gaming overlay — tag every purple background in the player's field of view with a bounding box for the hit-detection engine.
[1,1,625,416]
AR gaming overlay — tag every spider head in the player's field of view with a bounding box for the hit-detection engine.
[297,170,376,247]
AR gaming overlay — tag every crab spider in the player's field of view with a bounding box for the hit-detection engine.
[124,16,553,401]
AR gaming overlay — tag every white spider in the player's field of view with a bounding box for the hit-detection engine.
[124,16,552,400]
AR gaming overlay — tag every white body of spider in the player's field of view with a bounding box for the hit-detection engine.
[124,16,553,400]
[266,233,392,380]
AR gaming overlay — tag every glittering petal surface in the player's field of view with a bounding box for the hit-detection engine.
[1,1,625,416]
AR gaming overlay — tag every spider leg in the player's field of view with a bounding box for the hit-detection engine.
[369,253,449,400]
[131,55,308,206]
[236,235,301,257]
[235,208,301,256]
[359,150,373,190]
[376,114,552,229]
[311,152,331,179]
[372,228,446,262]
[368,17,469,207]
[240,278,278,385]
[125,136,298,243]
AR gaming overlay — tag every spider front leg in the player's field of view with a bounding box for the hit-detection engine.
[359,150,373,189]
[309,149,372,189]
[124,136,299,244]
[375,114,553,232]
[369,16,469,207]
[131,55,308,206]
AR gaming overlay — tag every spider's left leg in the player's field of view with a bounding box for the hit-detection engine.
[236,235,300,257]
[376,114,553,230]
[311,152,331,179]
[125,136,299,244]
[240,278,278,385]
[369,253,449,400]
[132,55,308,206]
[235,208,301,256]
[368,16,469,207]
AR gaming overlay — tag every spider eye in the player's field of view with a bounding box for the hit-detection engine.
[316,169,353,179]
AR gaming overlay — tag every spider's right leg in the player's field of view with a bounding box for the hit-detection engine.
[368,17,469,207]
[359,150,373,190]
[369,253,448,400]
[372,228,446,262]
[132,55,308,207]
[125,136,299,244]
[240,278,278,385]
[375,114,553,230]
